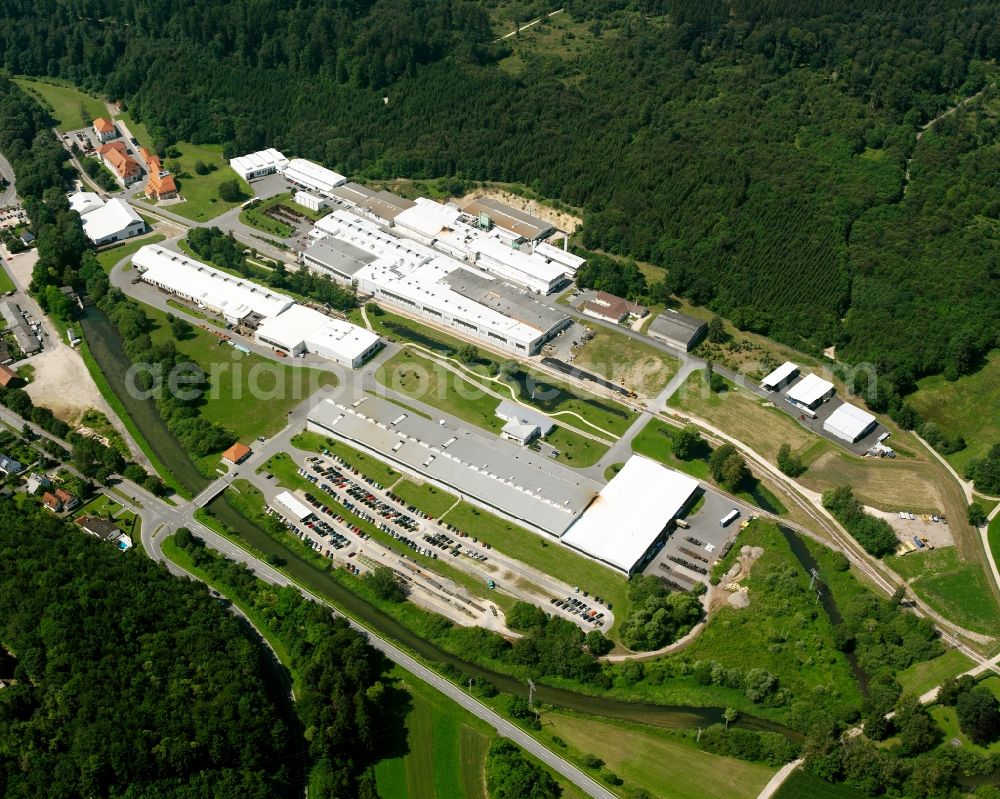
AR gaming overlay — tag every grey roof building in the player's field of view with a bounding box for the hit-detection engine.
[307,395,600,536]
[442,269,569,335]
[301,237,376,282]
[0,454,22,475]
[647,310,707,352]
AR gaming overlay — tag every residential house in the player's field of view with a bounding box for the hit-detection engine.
[139,149,179,201]
[0,364,18,387]
[77,515,122,543]
[93,117,118,143]
[0,454,23,476]
[24,472,50,495]
[98,142,142,186]
[221,442,252,465]
[41,491,61,512]
[19,230,35,246]
[55,488,78,512]
[580,291,648,325]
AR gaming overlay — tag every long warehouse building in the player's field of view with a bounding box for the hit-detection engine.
[134,244,294,324]
[306,211,570,355]
[307,395,601,537]
[256,304,381,368]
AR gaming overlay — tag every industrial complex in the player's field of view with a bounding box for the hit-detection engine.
[133,244,379,367]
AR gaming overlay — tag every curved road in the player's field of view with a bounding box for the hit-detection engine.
[0,151,16,206]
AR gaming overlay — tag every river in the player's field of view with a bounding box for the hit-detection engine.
[82,304,800,737]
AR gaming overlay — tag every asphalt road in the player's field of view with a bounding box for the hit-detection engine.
[0,151,16,206]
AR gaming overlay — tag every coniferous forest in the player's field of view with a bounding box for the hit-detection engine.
[2,0,1000,398]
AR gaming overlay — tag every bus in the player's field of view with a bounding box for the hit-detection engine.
[720,508,741,527]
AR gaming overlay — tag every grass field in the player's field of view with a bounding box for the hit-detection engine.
[887,547,1000,637]
[375,669,490,799]
[440,501,631,631]
[990,514,1000,578]
[573,326,679,397]
[800,449,947,515]
[668,372,823,463]
[13,77,107,130]
[95,233,165,273]
[773,769,870,799]
[376,349,609,467]
[391,479,459,518]
[541,711,775,799]
[165,142,247,221]
[0,266,15,294]
[290,431,402,487]
[911,350,1000,473]
[896,648,974,697]
[141,302,336,456]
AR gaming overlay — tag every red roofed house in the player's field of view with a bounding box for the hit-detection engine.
[41,492,62,512]
[93,117,118,143]
[0,364,18,388]
[98,142,142,186]
[222,443,252,465]
[55,488,78,512]
[581,291,648,325]
[139,148,179,200]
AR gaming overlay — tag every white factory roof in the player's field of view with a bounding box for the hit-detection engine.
[562,456,700,574]
[134,244,295,321]
[760,361,799,390]
[467,232,569,288]
[532,241,586,275]
[69,191,105,216]
[786,373,835,407]
[273,490,312,521]
[313,211,555,343]
[393,198,463,238]
[823,402,877,442]
[309,396,600,536]
[256,304,379,362]
[280,158,346,194]
[80,199,143,243]
[229,148,288,176]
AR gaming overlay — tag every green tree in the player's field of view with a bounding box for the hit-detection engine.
[363,566,407,602]
[671,425,705,460]
[218,179,245,203]
[956,687,1000,745]
[707,315,728,343]
[455,343,479,364]
[968,502,988,527]
[776,442,806,477]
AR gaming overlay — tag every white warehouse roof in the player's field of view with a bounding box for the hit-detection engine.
[786,373,835,408]
[393,198,463,238]
[69,191,105,216]
[533,241,585,275]
[80,199,143,244]
[230,148,289,178]
[273,490,312,521]
[562,456,700,574]
[823,403,878,443]
[761,361,799,390]
[280,158,346,194]
[134,244,295,321]
[256,304,379,364]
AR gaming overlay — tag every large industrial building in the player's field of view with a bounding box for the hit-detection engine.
[135,244,294,324]
[460,197,554,241]
[307,395,601,537]
[279,158,347,195]
[230,148,289,181]
[134,244,378,367]
[647,310,708,352]
[785,373,836,410]
[390,197,576,294]
[307,211,571,355]
[256,304,380,367]
[823,402,878,443]
[75,196,146,246]
[561,456,700,575]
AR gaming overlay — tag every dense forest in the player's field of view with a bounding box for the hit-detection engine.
[2,0,999,395]
[0,502,294,798]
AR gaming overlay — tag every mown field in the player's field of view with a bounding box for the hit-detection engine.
[910,350,1000,474]
[896,649,974,697]
[886,547,1000,638]
[540,711,776,799]
[13,77,106,129]
[95,233,165,273]
[572,326,678,397]
[774,769,870,799]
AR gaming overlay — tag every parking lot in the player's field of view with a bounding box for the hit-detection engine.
[642,486,753,590]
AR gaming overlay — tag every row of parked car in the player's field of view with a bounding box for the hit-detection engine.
[550,595,605,626]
